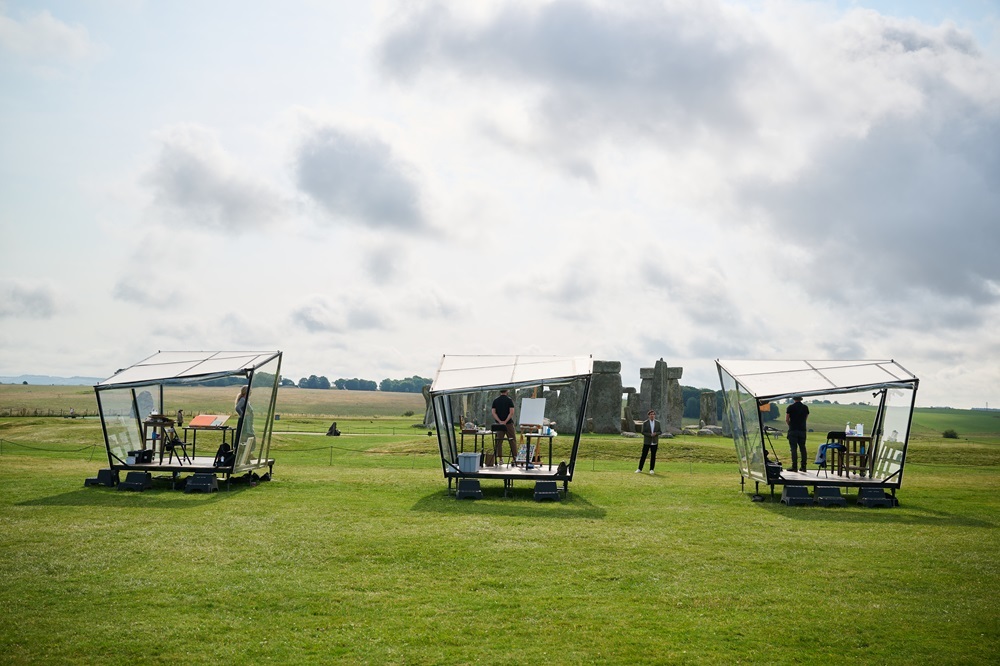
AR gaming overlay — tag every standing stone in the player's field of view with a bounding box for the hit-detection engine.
[634,360,683,432]
[586,360,622,434]
[699,391,718,426]
[547,381,582,433]
[665,365,684,431]
[638,367,654,417]
[650,359,669,422]
[622,387,637,432]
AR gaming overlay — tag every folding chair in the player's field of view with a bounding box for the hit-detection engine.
[164,427,191,465]
[815,431,846,477]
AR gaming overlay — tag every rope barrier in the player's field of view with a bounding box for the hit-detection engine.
[0,437,994,470]
[0,437,99,453]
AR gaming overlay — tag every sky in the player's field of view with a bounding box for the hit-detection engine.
[1,0,998,408]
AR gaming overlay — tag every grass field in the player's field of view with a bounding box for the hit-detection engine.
[1,388,998,664]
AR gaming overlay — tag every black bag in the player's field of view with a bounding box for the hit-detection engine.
[763,447,782,482]
[214,443,235,467]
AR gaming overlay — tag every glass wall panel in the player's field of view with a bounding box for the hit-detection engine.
[871,387,913,482]
[719,368,750,478]
[97,388,143,463]
[243,356,280,465]
[741,388,765,481]
[434,395,457,469]
[233,377,256,468]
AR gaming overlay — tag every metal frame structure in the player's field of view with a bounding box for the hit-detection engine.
[716,359,919,499]
[429,354,593,497]
[93,351,282,487]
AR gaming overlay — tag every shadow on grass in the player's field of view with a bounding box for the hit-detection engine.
[753,497,996,528]
[18,478,256,508]
[411,487,607,520]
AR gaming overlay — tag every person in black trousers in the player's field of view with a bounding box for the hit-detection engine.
[491,389,517,462]
[636,409,663,474]
[785,396,810,472]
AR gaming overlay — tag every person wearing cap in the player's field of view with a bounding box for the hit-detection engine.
[785,396,809,472]
[636,409,663,474]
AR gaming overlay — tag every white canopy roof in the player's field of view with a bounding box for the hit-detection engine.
[716,359,918,401]
[96,350,281,389]
[430,354,593,395]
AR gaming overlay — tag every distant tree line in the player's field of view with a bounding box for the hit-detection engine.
[292,375,431,393]
[299,375,332,389]
[334,378,376,391]
[378,376,431,393]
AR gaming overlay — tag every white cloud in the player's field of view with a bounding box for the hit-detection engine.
[290,292,394,336]
[2,1,998,409]
[295,125,428,232]
[378,0,1000,315]
[0,7,97,62]
[0,280,57,318]
[142,124,287,233]
[111,277,177,309]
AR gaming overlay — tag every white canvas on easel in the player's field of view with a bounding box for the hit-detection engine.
[519,398,546,426]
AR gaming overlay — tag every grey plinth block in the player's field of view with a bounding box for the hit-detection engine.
[857,487,897,508]
[117,471,152,492]
[456,478,482,500]
[533,480,561,501]
[85,469,119,487]
[185,473,219,493]
[780,485,812,506]
[814,486,847,507]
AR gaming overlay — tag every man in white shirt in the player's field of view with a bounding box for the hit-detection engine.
[636,409,663,474]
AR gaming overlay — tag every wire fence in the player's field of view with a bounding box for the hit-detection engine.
[0,408,97,418]
[1,436,994,472]
[0,435,714,469]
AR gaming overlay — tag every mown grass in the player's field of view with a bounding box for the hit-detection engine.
[1,407,999,665]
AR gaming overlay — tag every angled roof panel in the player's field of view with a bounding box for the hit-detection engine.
[716,359,918,401]
[430,354,593,394]
[96,351,281,388]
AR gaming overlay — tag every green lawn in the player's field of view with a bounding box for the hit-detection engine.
[1,413,998,665]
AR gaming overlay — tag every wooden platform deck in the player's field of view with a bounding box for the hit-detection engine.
[777,468,896,487]
[444,460,571,496]
[108,455,274,478]
[748,467,901,502]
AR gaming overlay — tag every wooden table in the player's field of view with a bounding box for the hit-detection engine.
[142,415,174,461]
[843,435,873,477]
[182,425,231,459]
[459,429,491,453]
[524,433,555,469]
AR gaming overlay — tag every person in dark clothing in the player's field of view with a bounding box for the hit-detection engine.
[491,389,517,462]
[785,396,810,472]
[636,409,663,474]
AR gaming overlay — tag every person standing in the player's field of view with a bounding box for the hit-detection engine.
[785,396,809,472]
[491,389,517,462]
[236,385,255,459]
[636,409,663,474]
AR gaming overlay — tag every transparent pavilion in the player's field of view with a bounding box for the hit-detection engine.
[716,359,919,494]
[429,354,593,495]
[93,351,282,483]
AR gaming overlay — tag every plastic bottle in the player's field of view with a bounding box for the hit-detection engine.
[846,421,852,435]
